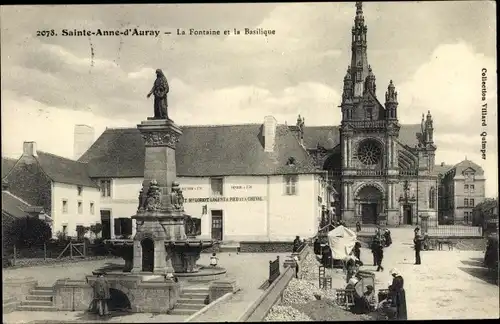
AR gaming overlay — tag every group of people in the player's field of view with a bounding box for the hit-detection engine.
[370,227,392,272]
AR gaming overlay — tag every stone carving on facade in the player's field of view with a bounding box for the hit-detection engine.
[140,180,161,211]
[399,180,415,202]
[142,131,179,148]
[169,181,184,211]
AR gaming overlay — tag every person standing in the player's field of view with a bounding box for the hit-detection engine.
[293,255,300,279]
[414,227,424,265]
[375,244,384,271]
[89,273,111,317]
[353,241,362,261]
[389,268,408,320]
[292,236,301,253]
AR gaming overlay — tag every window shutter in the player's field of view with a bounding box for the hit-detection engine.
[124,218,133,235]
[114,218,121,237]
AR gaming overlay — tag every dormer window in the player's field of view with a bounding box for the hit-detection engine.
[286,157,296,166]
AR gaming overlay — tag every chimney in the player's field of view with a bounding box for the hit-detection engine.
[74,124,95,160]
[263,116,277,153]
[23,141,38,157]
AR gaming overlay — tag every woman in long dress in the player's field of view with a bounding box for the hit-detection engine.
[147,69,170,119]
[389,268,408,320]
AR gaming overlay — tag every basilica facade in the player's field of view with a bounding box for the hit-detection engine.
[299,2,439,226]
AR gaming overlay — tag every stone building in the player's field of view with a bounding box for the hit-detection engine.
[3,142,101,238]
[438,159,486,224]
[77,116,328,242]
[295,2,441,226]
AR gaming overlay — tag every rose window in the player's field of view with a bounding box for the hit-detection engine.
[357,140,382,165]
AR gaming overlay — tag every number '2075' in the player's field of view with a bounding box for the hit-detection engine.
[37,30,56,37]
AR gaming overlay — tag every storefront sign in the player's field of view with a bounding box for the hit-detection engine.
[181,186,203,191]
[184,196,265,203]
[230,185,253,190]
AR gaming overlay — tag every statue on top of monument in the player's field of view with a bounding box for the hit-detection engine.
[147,69,170,120]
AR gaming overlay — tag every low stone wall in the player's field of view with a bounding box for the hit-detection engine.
[3,277,38,301]
[239,241,293,253]
[53,275,181,313]
[239,246,310,322]
[208,278,239,303]
[239,266,295,321]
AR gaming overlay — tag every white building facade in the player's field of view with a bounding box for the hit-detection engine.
[92,173,327,242]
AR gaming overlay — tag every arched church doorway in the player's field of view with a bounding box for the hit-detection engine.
[356,185,383,224]
[108,288,132,312]
[141,238,154,272]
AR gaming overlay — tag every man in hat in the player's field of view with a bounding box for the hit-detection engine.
[414,227,424,264]
[88,273,111,317]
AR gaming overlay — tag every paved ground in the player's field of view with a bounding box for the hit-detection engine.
[3,231,498,321]
[3,251,290,323]
[346,228,499,320]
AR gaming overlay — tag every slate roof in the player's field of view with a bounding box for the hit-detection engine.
[2,157,17,178]
[79,124,322,178]
[2,190,32,219]
[301,124,422,150]
[434,164,453,176]
[35,151,98,187]
[445,159,485,177]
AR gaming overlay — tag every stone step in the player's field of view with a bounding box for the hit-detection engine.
[169,308,197,315]
[26,295,53,301]
[174,303,205,310]
[22,299,54,307]
[180,292,209,299]
[17,305,57,312]
[177,298,207,305]
[36,286,54,290]
[31,289,55,296]
[182,287,210,294]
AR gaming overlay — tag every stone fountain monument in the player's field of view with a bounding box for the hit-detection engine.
[52,69,227,314]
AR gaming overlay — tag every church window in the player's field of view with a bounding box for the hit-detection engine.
[357,140,382,165]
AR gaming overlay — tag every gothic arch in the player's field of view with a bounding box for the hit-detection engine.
[353,182,385,198]
[323,151,342,170]
[134,231,160,242]
[355,137,385,151]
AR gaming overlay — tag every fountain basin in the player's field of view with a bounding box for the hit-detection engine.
[105,239,219,274]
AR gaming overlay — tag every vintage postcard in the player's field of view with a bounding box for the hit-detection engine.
[1,2,498,322]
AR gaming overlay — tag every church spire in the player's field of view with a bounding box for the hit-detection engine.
[350,2,370,97]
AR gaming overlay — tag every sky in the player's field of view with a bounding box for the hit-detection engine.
[1,2,498,197]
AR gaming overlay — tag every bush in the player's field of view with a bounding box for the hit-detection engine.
[6,217,52,247]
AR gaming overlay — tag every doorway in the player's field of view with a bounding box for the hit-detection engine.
[361,203,378,224]
[403,205,413,225]
[141,238,154,272]
[211,210,223,241]
[100,210,111,239]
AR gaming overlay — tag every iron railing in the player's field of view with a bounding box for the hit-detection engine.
[426,225,483,237]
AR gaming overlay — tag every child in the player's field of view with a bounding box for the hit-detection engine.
[210,253,218,267]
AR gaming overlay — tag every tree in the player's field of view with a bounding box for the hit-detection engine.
[6,217,52,247]
[472,198,498,227]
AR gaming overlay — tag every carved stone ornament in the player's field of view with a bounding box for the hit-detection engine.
[138,179,162,211]
[142,131,180,148]
[169,181,184,211]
